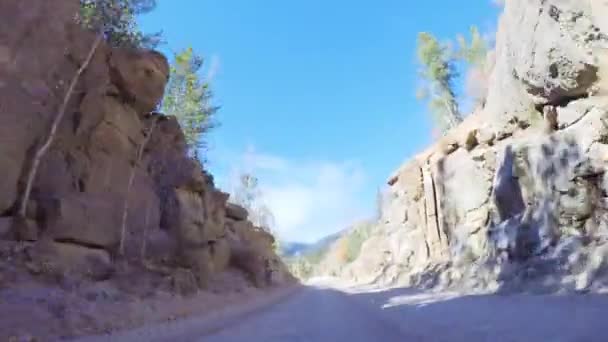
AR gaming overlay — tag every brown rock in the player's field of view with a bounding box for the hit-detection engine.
[29,240,114,281]
[82,94,144,152]
[463,129,479,151]
[0,0,83,214]
[0,217,14,240]
[229,243,267,287]
[226,203,249,221]
[145,229,177,264]
[180,246,213,289]
[174,189,224,246]
[171,268,198,296]
[12,217,39,242]
[210,238,231,273]
[40,194,122,249]
[109,48,169,114]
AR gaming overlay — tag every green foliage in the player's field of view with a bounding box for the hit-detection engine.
[285,247,329,280]
[417,33,456,89]
[456,26,488,68]
[79,0,162,49]
[415,26,491,133]
[343,223,373,264]
[416,32,462,134]
[285,222,375,280]
[162,47,219,155]
[287,257,314,280]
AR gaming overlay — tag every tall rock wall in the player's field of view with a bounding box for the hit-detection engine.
[0,0,291,290]
[338,0,608,292]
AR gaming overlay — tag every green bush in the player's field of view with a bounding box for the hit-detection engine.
[343,224,373,263]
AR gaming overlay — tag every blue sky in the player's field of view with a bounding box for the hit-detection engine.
[140,1,501,243]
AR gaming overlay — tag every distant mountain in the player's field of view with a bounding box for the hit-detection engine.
[307,230,345,253]
[279,228,349,258]
[278,242,311,257]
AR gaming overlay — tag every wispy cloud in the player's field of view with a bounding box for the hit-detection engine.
[205,54,221,82]
[216,146,370,243]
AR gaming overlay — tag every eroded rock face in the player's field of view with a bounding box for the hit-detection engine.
[485,0,608,129]
[320,0,608,292]
[109,48,170,114]
[0,0,291,291]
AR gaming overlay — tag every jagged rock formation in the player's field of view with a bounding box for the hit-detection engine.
[0,0,291,294]
[319,0,608,293]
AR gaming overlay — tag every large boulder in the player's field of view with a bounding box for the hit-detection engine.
[226,203,248,221]
[40,194,122,250]
[229,243,268,287]
[28,240,114,281]
[173,188,227,247]
[109,48,169,114]
[484,0,608,126]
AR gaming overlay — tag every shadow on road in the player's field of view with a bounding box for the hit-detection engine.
[341,284,608,342]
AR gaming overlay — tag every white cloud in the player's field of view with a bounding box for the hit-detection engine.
[219,147,370,243]
[205,54,221,82]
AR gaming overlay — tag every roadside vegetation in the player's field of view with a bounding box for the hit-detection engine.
[416,26,491,135]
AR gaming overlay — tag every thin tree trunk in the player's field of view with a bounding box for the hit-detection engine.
[18,33,104,221]
[140,203,151,261]
[440,93,461,129]
[119,116,159,256]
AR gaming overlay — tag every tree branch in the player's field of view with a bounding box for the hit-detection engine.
[18,33,104,221]
[119,115,159,256]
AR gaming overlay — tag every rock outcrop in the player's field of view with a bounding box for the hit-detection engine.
[0,0,291,292]
[321,0,608,293]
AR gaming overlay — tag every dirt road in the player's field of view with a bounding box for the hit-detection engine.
[81,279,608,342]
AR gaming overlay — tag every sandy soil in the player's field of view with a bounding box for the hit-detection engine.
[0,264,295,342]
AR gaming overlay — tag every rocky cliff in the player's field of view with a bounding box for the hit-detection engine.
[0,0,291,312]
[320,0,608,293]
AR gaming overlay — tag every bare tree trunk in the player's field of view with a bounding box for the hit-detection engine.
[140,203,151,261]
[119,116,159,256]
[440,92,461,130]
[18,33,104,222]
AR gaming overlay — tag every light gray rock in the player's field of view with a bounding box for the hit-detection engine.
[484,0,607,127]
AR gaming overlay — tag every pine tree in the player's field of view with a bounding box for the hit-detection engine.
[456,26,488,68]
[456,26,491,107]
[79,0,162,49]
[162,47,219,156]
[416,32,461,134]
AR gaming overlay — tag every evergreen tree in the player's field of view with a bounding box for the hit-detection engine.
[456,26,491,107]
[416,32,461,134]
[162,47,219,156]
[456,26,488,68]
[79,0,162,49]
